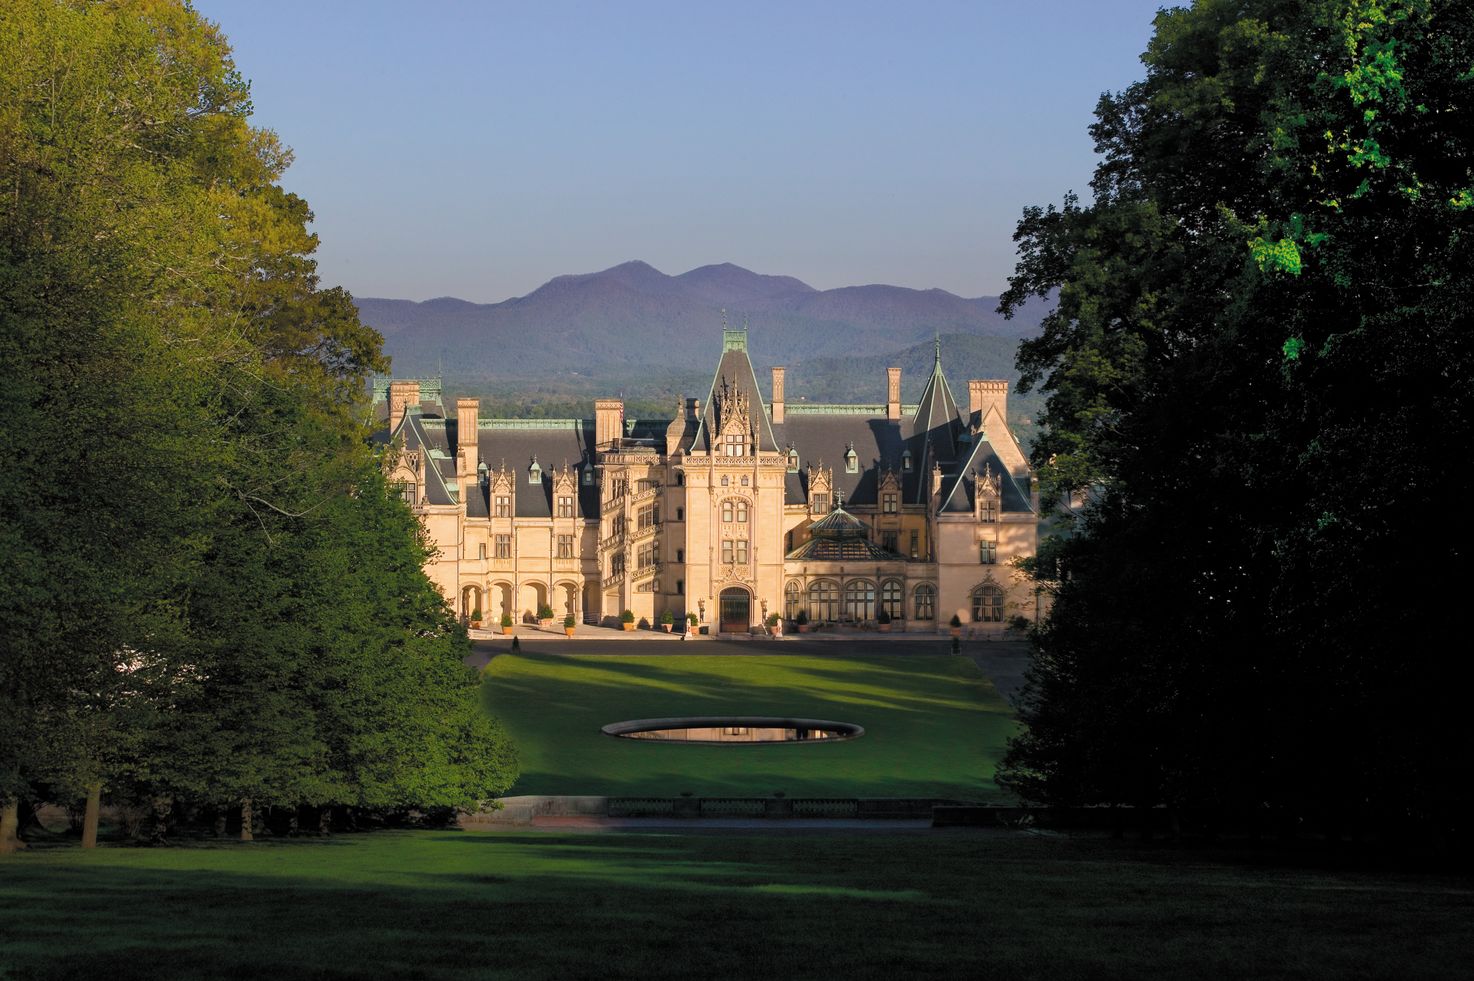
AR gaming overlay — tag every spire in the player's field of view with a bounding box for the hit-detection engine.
[934,331,941,366]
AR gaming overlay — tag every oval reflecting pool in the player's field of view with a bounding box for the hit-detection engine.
[602,717,863,744]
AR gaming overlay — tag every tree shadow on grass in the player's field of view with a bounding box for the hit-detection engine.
[4,831,1470,981]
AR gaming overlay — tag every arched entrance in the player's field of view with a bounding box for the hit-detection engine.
[719,587,751,634]
[556,581,578,618]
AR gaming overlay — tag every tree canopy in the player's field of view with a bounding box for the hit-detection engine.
[998,0,1472,834]
[1,0,514,848]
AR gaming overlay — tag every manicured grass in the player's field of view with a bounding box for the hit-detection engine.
[3,831,1469,980]
[484,653,1014,798]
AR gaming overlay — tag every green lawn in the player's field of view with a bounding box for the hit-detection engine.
[3,831,1469,980]
[484,653,1014,798]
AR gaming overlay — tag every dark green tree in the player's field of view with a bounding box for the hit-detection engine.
[998,0,1473,833]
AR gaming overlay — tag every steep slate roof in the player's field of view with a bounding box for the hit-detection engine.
[692,328,780,454]
[906,339,966,503]
[937,435,1035,515]
[467,420,600,518]
[772,410,915,506]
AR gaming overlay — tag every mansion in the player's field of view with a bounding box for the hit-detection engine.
[377,327,1040,636]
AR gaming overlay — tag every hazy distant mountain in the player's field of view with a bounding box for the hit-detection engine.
[357,260,1049,384]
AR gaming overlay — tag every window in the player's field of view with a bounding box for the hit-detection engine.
[721,540,734,564]
[980,499,997,523]
[844,580,876,622]
[735,539,749,564]
[638,544,657,569]
[495,496,510,518]
[721,475,729,487]
[557,495,574,518]
[394,482,417,505]
[736,501,748,523]
[881,531,898,553]
[909,530,919,559]
[881,580,903,619]
[676,579,684,595]
[724,433,744,456]
[528,460,541,484]
[722,500,733,523]
[676,549,684,563]
[741,476,749,487]
[812,492,830,514]
[808,580,839,622]
[494,535,511,559]
[675,507,684,521]
[787,448,799,472]
[582,467,593,485]
[785,581,801,619]
[611,553,625,575]
[971,584,1004,623]
[676,473,684,486]
[882,492,898,513]
[914,583,936,620]
[902,449,913,471]
[557,534,574,559]
[844,445,858,473]
[638,506,659,529]
[979,540,997,564]
[722,727,750,736]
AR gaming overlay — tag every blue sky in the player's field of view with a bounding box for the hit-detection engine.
[195,1,1169,302]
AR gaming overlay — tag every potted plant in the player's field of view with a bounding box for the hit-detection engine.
[659,610,675,633]
[537,604,555,628]
[563,613,576,637]
[876,608,891,633]
[686,611,698,637]
[949,613,963,638]
[469,607,482,629]
[795,609,810,633]
[620,609,636,631]
[500,612,514,636]
[766,613,782,637]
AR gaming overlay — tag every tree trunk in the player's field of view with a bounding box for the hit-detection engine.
[318,805,332,835]
[0,800,24,853]
[240,798,254,842]
[81,781,101,849]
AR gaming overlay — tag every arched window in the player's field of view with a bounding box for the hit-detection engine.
[880,579,903,619]
[785,581,801,619]
[721,500,734,523]
[787,447,799,472]
[808,580,839,622]
[914,583,936,620]
[971,584,1004,623]
[843,580,876,622]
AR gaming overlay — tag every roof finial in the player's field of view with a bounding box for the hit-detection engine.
[721,308,728,329]
[835,486,844,509]
[934,331,941,366]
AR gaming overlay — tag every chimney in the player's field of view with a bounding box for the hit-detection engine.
[969,380,1008,434]
[771,366,786,424]
[595,398,624,449]
[388,380,420,433]
[886,367,902,421]
[456,397,479,476]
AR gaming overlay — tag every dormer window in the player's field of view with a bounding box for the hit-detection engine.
[787,447,799,473]
[528,458,541,484]
[902,449,913,472]
[582,465,593,486]
[844,443,858,474]
[477,461,488,486]
[724,433,745,456]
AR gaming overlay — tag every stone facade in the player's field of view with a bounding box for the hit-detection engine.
[377,327,1040,635]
